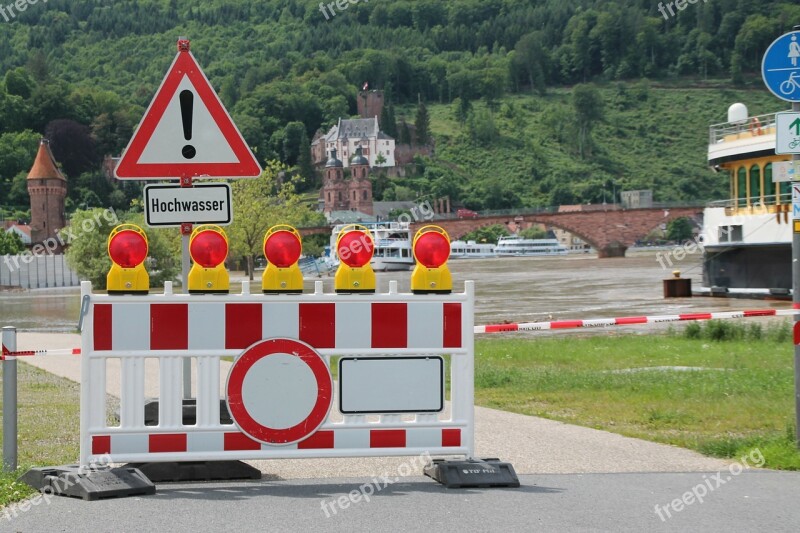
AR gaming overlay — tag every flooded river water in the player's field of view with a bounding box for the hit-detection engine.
[0,249,790,334]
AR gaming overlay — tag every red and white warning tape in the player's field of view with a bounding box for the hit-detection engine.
[473,309,795,334]
[1,346,81,360]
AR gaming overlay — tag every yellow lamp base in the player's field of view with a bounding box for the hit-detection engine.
[411,265,452,294]
[335,265,376,294]
[188,264,230,294]
[107,264,149,294]
[262,264,303,294]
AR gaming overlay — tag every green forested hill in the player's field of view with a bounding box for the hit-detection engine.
[0,0,798,216]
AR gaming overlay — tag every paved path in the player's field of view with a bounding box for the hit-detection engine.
[17,332,729,478]
[5,472,800,532]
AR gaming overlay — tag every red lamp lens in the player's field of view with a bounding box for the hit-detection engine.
[191,231,228,268]
[415,232,450,268]
[265,231,302,268]
[108,231,148,268]
[338,231,374,267]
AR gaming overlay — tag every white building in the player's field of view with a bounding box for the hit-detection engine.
[318,117,395,168]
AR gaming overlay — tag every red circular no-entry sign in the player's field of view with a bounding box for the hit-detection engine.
[226,338,332,445]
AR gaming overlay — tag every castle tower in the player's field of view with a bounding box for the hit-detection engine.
[27,139,67,245]
[357,89,384,122]
[322,148,345,214]
[349,146,373,215]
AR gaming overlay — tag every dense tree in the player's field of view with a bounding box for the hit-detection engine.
[0,230,25,255]
[414,101,430,145]
[572,84,605,159]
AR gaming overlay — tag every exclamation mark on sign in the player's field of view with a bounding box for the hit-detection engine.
[180,90,196,159]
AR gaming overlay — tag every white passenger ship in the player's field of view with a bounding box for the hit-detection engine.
[494,236,569,257]
[700,103,793,298]
[328,221,414,271]
[450,240,496,259]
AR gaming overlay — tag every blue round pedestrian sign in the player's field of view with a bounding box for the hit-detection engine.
[762,31,800,102]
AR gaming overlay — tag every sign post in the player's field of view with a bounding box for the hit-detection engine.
[115,38,261,401]
[763,27,800,447]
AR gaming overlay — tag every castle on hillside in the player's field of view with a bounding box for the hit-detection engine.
[311,89,396,169]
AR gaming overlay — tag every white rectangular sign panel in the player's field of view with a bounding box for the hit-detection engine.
[793,184,800,220]
[773,161,800,183]
[775,112,800,155]
[339,357,443,414]
[144,183,232,227]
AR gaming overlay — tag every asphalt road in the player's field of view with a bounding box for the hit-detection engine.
[4,471,800,532]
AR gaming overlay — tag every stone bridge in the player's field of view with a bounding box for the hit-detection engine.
[299,206,704,258]
[411,206,704,258]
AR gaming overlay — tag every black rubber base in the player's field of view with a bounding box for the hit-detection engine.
[124,461,261,483]
[335,289,376,294]
[20,465,155,501]
[106,290,149,295]
[412,290,453,295]
[188,290,230,294]
[140,399,233,426]
[263,289,303,294]
[423,458,520,488]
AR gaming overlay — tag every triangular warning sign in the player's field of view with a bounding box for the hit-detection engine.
[115,47,261,180]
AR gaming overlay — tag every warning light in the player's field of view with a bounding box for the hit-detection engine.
[411,226,452,294]
[188,225,229,294]
[334,225,375,294]
[107,224,150,294]
[262,225,303,294]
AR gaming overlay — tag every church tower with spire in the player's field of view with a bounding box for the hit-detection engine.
[27,139,67,244]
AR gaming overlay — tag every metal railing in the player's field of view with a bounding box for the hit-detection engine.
[708,111,788,145]
[706,193,792,209]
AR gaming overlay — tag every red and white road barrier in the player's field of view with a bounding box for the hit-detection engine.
[473,309,795,334]
[79,280,475,466]
[1,346,80,359]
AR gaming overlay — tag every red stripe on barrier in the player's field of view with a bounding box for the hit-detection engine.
[442,429,461,447]
[149,433,187,453]
[484,324,519,333]
[794,303,800,310]
[151,304,188,350]
[743,310,776,317]
[795,322,800,346]
[615,316,648,325]
[224,432,262,451]
[679,313,713,321]
[372,303,407,348]
[92,435,111,455]
[94,304,112,351]
[443,303,463,347]
[551,320,583,329]
[299,303,335,348]
[370,429,406,448]
[72,348,81,355]
[225,303,262,349]
[298,430,335,449]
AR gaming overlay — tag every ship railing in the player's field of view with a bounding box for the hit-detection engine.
[708,111,788,144]
[706,193,793,209]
